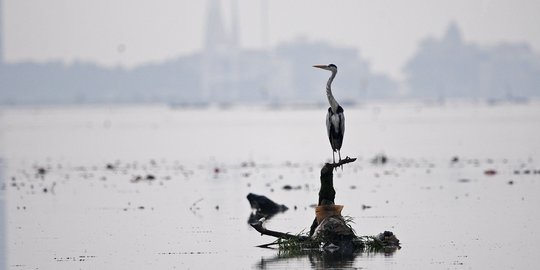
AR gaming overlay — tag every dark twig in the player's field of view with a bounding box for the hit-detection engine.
[326,156,357,169]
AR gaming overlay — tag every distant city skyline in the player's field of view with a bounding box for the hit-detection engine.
[1,0,540,105]
[2,0,540,81]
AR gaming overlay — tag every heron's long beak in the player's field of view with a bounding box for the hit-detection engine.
[313,64,327,69]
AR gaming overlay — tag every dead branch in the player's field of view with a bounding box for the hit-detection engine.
[250,220,308,241]
[326,156,357,169]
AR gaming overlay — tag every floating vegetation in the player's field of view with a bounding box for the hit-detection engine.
[268,232,399,256]
[255,216,400,256]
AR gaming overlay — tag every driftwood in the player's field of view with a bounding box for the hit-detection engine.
[249,156,401,253]
[250,157,357,242]
[250,220,309,242]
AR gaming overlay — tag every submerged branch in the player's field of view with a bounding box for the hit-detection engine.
[250,220,309,242]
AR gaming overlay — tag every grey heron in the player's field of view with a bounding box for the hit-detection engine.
[313,64,345,164]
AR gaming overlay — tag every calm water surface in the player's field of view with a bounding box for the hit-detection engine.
[1,101,540,269]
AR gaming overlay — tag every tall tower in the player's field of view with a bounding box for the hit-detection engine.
[201,0,241,103]
[204,0,228,53]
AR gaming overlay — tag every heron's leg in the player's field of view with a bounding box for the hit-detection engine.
[338,150,343,170]
[332,151,336,164]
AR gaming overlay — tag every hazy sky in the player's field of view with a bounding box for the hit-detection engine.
[3,0,540,80]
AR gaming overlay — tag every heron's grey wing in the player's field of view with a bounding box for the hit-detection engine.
[339,111,345,138]
[326,108,332,139]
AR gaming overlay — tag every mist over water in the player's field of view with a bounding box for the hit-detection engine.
[2,101,540,269]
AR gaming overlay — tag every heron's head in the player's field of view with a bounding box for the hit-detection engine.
[313,64,337,72]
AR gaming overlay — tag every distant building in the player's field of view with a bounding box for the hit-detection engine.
[201,0,238,103]
[201,0,272,104]
[2,1,540,105]
[405,22,540,100]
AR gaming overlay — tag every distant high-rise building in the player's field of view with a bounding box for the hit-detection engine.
[203,0,228,53]
[201,0,241,103]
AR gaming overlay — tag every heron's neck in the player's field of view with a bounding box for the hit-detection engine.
[326,71,339,113]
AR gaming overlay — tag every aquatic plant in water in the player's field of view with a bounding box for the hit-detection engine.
[271,216,399,255]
